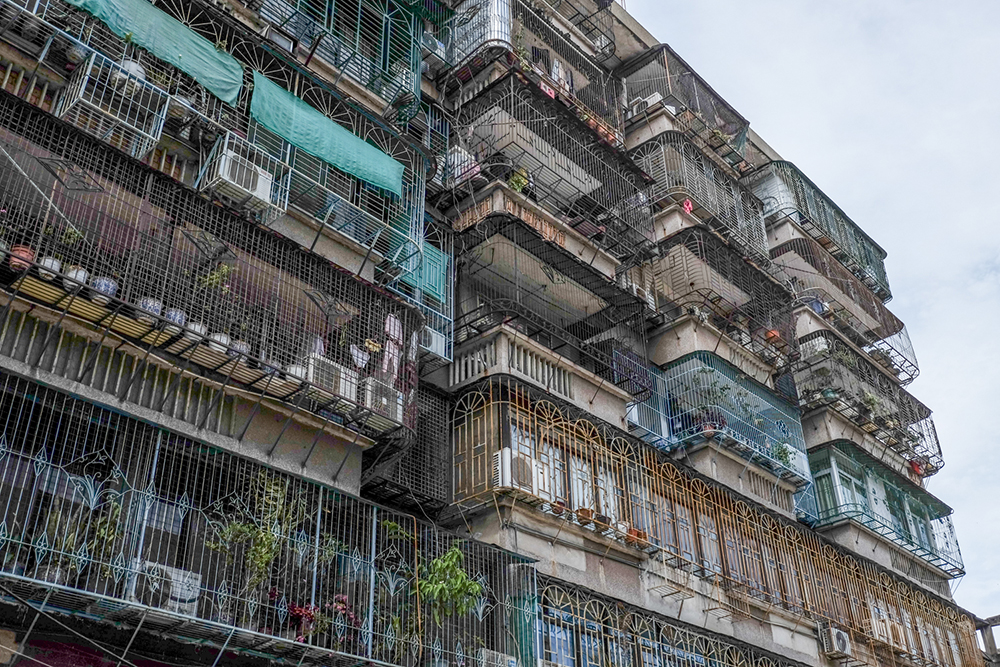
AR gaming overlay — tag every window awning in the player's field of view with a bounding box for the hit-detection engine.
[250,72,404,197]
[64,0,244,105]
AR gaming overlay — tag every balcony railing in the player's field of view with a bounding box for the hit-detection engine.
[444,0,622,134]
[660,352,811,485]
[440,73,653,261]
[742,161,891,301]
[810,442,964,576]
[772,236,918,384]
[451,377,978,659]
[652,227,796,370]
[0,0,427,280]
[794,331,943,476]
[620,45,751,174]
[0,373,535,666]
[258,0,421,112]
[454,215,650,400]
[630,131,768,262]
[0,93,421,439]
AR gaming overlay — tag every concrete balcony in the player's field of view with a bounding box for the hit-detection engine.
[794,330,943,477]
[0,93,420,442]
[809,442,964,578]
[0,374,534,666]
[742,161,891,301]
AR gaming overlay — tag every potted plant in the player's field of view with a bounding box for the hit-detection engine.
[507,167,529,194]
[90,274,120,305]
[576,507,594,526]
[417,544,483,626]
[9,243,34,272]
[550,499,566,516]
[164,306,187,335]
[62,265,90,293]
[34,498,86,586]
[38,255,61,281]
[207,331,230,353]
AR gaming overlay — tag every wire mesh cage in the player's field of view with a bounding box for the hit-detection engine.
[620,45,750,172]
[631,131,767,263]
[0,372,535,664]
[443,73,652,260]
[454,215,649,399]
[653,228,796,370]
[56,49,170,159]
[0,92,421,438]
[793,330,943,476]
[363,385,453,517]
[661,351,810,485]
[444,0,622,133]
[0,0,429,280]
[771,236,918,384]
[741,161,891,301]
[258,0,422,112]
[808,442,963,576]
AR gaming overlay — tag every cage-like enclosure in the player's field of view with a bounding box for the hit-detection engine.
[809,442,963,576]
[258,0,423,112]
[0,372,535,665]
[450,376,978,655]
[772,236,918,384]
[444,0,622,133]
[742,161,891,301]
[631,131,767,262]
[793,331,943,477]
[653,228,796,370]
[0,0,427,279]
[454,215,650,400]
[362,385,454,517]
[620,45,750,174]
[0,93,421,439]
[661,352,810,485]
[441,73,653,261]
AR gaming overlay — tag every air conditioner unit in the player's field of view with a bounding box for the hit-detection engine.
[477,649,517,667]
[627,92,664,120]
[420,327,448,360]
[127,560,202,616]
[821,625,853,659]
[306,354,359,399]
[262,24,298,53]
[492,447,539,495]
[362,376,403,423]
[206,147,275,210]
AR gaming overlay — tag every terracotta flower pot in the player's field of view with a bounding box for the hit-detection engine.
[9,244,34,272]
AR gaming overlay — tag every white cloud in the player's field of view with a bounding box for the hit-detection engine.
[626,0,1000,616]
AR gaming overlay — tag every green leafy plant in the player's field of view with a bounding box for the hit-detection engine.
[417,544,482,625]
[195,262,235,292]
[507,167,529,193]
[772,442,793,469]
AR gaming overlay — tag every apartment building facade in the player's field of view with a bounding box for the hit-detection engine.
[0,0,979,666]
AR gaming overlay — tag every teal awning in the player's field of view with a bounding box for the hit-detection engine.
[64,0,243,105]
[250,72,404,197]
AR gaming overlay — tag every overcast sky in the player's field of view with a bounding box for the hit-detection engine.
[625,1,1000,617]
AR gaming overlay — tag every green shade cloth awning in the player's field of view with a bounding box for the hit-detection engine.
[250,72,404,197]
[65,0,243,105]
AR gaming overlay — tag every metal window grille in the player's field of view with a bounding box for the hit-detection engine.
[793,330,943,476]
[0,0,429,278]
[631,132,767,263]
[620,45,750,171]
[741,161,891,301]
[0,371,534,665]
[771,236,917,384]
[809,442,963,576]
[661,351,810,486]
[444,0,622,132]
[450,376,977,666]
[454,216,649,399]
[442,73,652,261]
[0,92,421,439]
[535,577,801,667]
[653,228,796,371]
